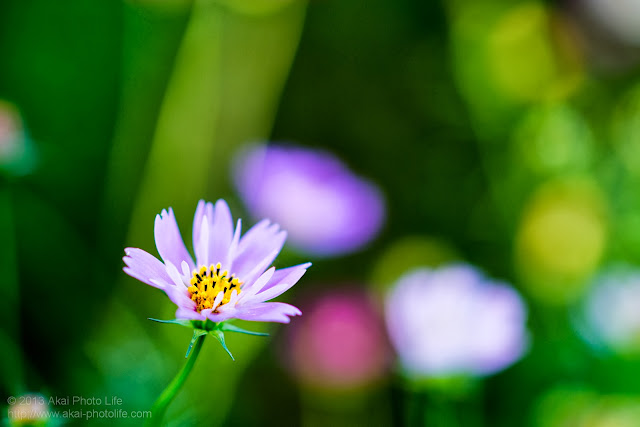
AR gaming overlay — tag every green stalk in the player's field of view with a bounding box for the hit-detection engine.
[148,334,206,426]
[0,184,24,394]
[126,0,224,246]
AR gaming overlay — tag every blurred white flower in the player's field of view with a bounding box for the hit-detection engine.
[385,264,529,378]
[582,268,640,355]
[583,0,640,46]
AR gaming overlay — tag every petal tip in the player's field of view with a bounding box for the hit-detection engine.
[215,199,230,211]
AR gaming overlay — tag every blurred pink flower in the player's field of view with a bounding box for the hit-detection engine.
[385,264,528,378]
[0,101,36,176]
[123,199,310,324]
[286,289,389,389]
[233,144,385,257]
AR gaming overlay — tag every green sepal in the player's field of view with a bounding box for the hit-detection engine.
[219,322,269,337]
[148,318,194,328]
[209,329,235,361]
[149,318,266,361]
[185,329,208,358]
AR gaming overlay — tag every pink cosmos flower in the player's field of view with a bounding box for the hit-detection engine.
[123,199,310,324]
[286,288,390,390]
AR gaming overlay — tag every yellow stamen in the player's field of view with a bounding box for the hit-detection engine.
[187,264,243,313]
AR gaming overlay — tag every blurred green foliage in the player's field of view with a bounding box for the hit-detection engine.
[2,0,640,425]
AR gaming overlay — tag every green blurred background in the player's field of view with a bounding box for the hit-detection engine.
[2,0,640,425]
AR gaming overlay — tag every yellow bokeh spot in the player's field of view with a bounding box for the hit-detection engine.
[488,2,583,102]
[515,179,607,304]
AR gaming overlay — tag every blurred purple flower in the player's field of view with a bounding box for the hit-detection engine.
[123,199,310,324]
[286,289,389,390]
[233,144,385,257]
[385,264,528,378]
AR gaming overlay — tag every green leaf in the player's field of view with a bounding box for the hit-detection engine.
[185,330,208,358]
[219,322,269,337]
[209,330,235,361]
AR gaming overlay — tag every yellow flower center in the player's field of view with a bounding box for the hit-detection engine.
[188,263,242,313]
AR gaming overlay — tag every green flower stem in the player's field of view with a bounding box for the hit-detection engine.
[0,185,24,395]
[148,334,206,427]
